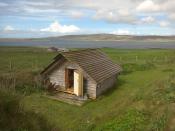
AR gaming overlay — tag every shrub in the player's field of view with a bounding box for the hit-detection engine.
[0,73,45,95]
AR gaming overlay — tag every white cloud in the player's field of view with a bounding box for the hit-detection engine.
[136,0,160,12]
[3,26,15,31]
[40,21,80,33]
[118,9,130,17]
[1,0,175,36]
[140,16,155,24]
[111,29,132,35]
[168,13,175,21]
[23,6,60,13]
[163,1,175,12]
[20,1,52,6]
[93,9,136,24]
[159,21,170,27]
[70,11,84,19]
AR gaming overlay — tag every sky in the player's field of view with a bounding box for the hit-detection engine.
[0,0,175,38]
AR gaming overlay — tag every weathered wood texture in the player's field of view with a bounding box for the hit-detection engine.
[48,60,97,98]
[96,74,117,97]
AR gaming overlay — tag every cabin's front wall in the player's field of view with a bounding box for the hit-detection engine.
[96,74,117,97]
[48,60,97,98]
[49,60,81,89]
[48,61,67,90]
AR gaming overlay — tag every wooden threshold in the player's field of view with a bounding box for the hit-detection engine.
[63,88,74,95]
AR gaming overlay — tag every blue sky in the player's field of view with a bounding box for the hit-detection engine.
[0,0,175,38]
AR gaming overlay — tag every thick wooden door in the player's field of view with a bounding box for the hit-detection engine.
[74,70,83,96]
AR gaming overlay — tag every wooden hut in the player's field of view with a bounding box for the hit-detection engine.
[41,49,122,99]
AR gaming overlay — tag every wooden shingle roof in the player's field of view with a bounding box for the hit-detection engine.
[55,49,122,83]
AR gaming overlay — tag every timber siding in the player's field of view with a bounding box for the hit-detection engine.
[96,74,117,97]
[84,77,96,99]
[48,60,97,98]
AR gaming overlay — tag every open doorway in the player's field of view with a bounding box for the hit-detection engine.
[65,69,74,92]
[65,68,83,96]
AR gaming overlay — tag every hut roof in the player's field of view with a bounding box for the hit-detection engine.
[41,49,122,83]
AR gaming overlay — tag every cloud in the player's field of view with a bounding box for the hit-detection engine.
[20,1,53,6]
[0,0,175,37]
[140,16,155,24]
[40,21,80,33]
[163,1,175,12]
[70,10,84,19]
[3,25,15,31]
[23,7,60,14]
[168,13,175,21]
[111,29,132,35]
[136,0,160,12]
[159,21,170,27]
[93,9,136,24]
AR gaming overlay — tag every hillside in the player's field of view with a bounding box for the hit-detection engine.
[1,34,175,42]
[56,34,175,41]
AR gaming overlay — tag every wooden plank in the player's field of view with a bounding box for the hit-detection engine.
[65,68,68,88]
[80,71,83,96]
[74,70,79,96]
[74,70,84,96]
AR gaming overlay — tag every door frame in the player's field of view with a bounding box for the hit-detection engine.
[65,68,74,90]
[65,68,83,96]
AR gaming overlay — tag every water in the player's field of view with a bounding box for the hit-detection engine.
[0,40,175,49]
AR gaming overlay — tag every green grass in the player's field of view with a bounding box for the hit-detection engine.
[0,46,175,130]
[0,88,57,131]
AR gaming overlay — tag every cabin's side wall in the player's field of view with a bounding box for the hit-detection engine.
[96,74,117,97]
[48,60,97,98]
[83,73,97,99]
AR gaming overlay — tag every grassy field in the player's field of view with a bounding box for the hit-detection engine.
[0,46,175,131]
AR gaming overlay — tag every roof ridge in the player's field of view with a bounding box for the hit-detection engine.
[54,48,101,59]
[61,48,99,54]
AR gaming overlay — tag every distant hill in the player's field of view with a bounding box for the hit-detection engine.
[56,34,175,41]
[1,34,175,42]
